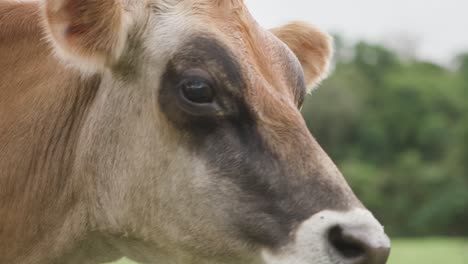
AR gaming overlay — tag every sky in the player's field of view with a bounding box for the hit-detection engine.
[244,0,468,65]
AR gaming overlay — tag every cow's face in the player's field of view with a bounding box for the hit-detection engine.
[43,0,390,263]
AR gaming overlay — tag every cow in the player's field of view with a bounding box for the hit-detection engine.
[0,0,390,264]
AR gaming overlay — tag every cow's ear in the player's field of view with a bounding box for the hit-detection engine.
[42,0,131,72]
[272,22,333,90]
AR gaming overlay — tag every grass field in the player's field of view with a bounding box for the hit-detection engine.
[112,238,468,264]
[387,238,467,264]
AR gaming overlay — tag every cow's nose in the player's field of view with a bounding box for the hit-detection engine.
[328,223,390,264]
[261,209,390,264]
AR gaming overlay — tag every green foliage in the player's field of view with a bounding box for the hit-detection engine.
[303,39,468,237]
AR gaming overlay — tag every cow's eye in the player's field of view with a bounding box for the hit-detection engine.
[179,78,214,104]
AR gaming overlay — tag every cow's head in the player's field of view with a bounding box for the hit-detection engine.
[42,0,390,263]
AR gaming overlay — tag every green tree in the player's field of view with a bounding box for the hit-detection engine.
[302,37,468,237]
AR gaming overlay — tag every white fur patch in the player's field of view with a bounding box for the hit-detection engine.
[262,208,390,264]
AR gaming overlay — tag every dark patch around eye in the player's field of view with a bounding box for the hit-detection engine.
[170,36,245,96]
[158,35,247,130]
[158,35,299,247]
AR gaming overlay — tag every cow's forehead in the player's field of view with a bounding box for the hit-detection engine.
[177,0,307,106]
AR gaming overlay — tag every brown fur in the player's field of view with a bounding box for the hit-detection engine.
[0,2,98,262]
[1,1,343,263]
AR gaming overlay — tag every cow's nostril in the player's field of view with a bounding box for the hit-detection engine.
[328,225,366,259]
[327,224,390,264]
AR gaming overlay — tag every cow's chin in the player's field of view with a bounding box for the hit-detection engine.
[261,208,391,264]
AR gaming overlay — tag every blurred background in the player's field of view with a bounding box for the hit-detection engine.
[116,1,468,263]
[247,0,468,263]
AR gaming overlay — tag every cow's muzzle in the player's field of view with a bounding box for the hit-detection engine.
[262,209,390,264]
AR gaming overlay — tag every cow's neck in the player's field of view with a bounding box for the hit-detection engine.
[0,2,116,263]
